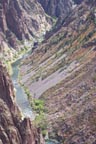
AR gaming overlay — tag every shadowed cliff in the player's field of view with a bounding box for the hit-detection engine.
[0,62,45,144]
[0,0,52,62]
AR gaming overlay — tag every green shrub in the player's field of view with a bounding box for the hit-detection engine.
[30,99,48,137]
[32,99,45,114]
[34,112,48,137]
[24,87,31,99]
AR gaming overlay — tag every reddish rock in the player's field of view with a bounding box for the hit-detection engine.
[0,62,45,144]
[0,0,51,50]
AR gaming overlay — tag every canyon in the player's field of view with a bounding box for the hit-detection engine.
[0,0,96,143]
[20,0,96,143]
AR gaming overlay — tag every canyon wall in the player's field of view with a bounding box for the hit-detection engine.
[20,0,96,143]
[0,0,51,62]
[0,62,45,144]
[38,0,74,18]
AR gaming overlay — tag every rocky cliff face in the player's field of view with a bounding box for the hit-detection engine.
[20,0,96,143]
[0,62,45,144]
[38,0,74,18]
[0,0,51,62]
[38,0,83,40]
[38,0,84,19]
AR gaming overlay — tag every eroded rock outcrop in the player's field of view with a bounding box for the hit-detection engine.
[0,0,51,43]
[38,0,75,18]
[0,62,45,144]
[0,0,51,62]
[38,0,84,19]
[38,0,83,39]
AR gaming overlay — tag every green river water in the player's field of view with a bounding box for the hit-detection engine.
[11,52,59,144]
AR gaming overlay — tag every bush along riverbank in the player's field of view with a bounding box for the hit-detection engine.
[19,85,60,144]
[19,84,48,138]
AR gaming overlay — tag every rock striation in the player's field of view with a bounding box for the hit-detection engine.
[20,0,96,143]
[0,62,45,144]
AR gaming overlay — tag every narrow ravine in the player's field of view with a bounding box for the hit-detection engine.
[11,52,59,144]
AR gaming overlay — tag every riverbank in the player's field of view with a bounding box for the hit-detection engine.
[11,54,35,119]
[11,49,60,144]
[8,40,34,74]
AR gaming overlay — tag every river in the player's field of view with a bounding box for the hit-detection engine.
[11,52,59,144]
[12,55,35,119]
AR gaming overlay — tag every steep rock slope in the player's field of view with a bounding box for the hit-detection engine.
[38,0,83,40]
[0,0,51,62]
[38,0,74,18]
[0,62,45,144]
[20,0,96,143]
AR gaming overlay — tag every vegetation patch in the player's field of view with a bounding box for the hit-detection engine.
[21,84,48,137]
[31,99,48,137]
